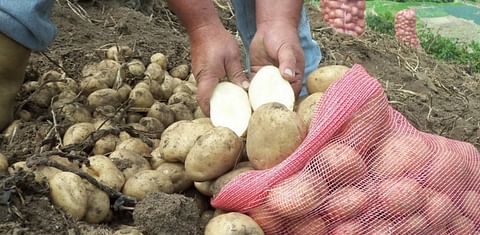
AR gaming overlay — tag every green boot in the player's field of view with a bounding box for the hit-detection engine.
[0,33,31,131]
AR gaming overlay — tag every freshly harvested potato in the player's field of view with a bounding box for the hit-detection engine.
[22,81,39,93]
[122,170,174,200]
[187,73,196,84]
[324,186,369,221]
[80,76,109,96]
[248,204,287,235]
[141,79,162,100]
[159,75,177,99]
[83,181,110,223]
[448,215,476,235]
[82,155,125,191]
[0,152,8,174]
[173,83,194,95]
[307,65,350,93]
[168,91,197,111]
[193,107,207,119]
[129,87,154,108]
[147,102,175,127]
[117,84,132,102]
[185,127,242,181]
[158,120,213,162]
[106,45,134,61]
[63,122,95,146]
[31,86,55,108]
[378,177,426,217]
[7,161,28,175]
[205,212,264,235]
[58,103,93,123]
[330,220,364,235]
[139,117,165,138]
[127,112,143,123]
[87,88,122,108]
[144,63,165,83]
[295,92,323,127]
[423,191,457,226]
[127,59,145,76]
[210,166,254,196]
[194,181,212,197]
[116,138,152,157]
[289,216,327,235]
[169,64,189,80]
[150,146,167,169]
[156,162,192,192]
[33,166,62,183]
[246,102,307,170]
[169,103,194,121]
[49,172,88,220]
[150,52,168,70]
[110,149,152,179]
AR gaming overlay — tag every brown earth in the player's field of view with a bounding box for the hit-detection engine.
[0,1,479,235]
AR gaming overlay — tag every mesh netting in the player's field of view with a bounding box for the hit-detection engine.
[320,0,366,37]
[395,9,421,48]
[212,64,480,234]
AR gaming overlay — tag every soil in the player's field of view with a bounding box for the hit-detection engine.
[0,1,479,235]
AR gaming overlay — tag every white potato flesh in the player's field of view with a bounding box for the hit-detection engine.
[248,65,295,111]
[210,82,251,137]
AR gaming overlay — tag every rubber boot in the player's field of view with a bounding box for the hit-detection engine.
[0,33,31,131]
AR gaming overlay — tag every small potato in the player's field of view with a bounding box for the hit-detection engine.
[127,59,145,76]
[205,212,264,235]
[106,45,134,61]
[80,76,109,96]
[248,204,286,235]
[83,181,110,223]
[33,166,62,183]
[129,87,154,108]
[117,84,132,102]
[150,146,167,169]
[168,92,197,111]
[156,162,192,192]
[295,92,323,127]
[210,166,254,196]
[158,120,213,162]
[82,155,125,191]
[174,83,194,95]
[159,76,177,99]
[49,172,88,220]
[378,177,426,217]
[194,181,212,197]
[142,79,163,100]
[139,117,165,138]
[39,70,62,84]
[31,86,55,108]
[97,59,121,73]
[122,170,174,200]
[307,65,350,93]
[169,103,194,121]
[169,64,190,80]
[185,127,242,181]
[145,63,165,83]
[116,138,152,157]
[63,122,95,146]
[87,88,122,108]
[147,102,175,127]
[246,102,307,170]
[187,73,196,84]
[150,52,168,70]
[0,152,8,174]
[57,103,93,123]
[110,149,152,180]
[8,161,28,175]
[127,112,143,123]
[448,215,476,235]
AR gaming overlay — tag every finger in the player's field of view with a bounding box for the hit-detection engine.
[196,70,219,116]
[226,58,250,90]
[290,78,303,97]
[277,44,297,82]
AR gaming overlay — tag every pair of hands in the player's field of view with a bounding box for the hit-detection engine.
[190,22,305,115]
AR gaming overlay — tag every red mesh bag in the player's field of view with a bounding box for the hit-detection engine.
[395,9,421,48]
[320,0,366,36]
[212,64,480,234]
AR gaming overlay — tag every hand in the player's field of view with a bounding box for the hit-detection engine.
[190,26,249,116]
[249,21,304,96]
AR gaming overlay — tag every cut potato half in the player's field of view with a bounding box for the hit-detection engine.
[210,82,251,137]
[248,65,295,111]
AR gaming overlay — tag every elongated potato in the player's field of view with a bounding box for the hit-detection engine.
[49,172,88,220]
[87,88,122,108]
[110,149,152,180]
[116,138,152,157]
[148,101,175,127]
[83,181,110,223]
[307,65,350,93]
[205,212,264,235]
[82,155,125,191]
[246,102,307,170]
[63,122,95,146]
[122,170,174,200]
[185,127,242,181]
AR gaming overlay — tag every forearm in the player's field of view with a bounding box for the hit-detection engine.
[166,0,225,36]
[255,0,303,28]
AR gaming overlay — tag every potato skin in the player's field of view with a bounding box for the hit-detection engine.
[116,138,152,157]
[295,92,323,127]
[210,166,254,196]
[63,122,95,146]
[110,149,152,180]
[82,155,125,191]
[122,170,174,200]
[87,88,122,108]
[246,102,307,170]
[155,162,192,192]
[147,101,176,127]
[185,127,242,181]
[307,65,350,93]
[205,212,264,235]
[84,181,110,223]
[49,172,88,220]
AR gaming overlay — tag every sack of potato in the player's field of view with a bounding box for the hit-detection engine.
[321,0,366,36]
[395,9,421,48]
[210,64,480,234]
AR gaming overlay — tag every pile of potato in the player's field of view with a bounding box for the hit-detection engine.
[394,9,421,48]
[320,0,366,36]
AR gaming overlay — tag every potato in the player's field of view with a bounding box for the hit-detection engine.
[156,162,192,192]
[17,109,32,122]
[110,149,152,180]
[31,86,55,108]
[248,66,295,111]
[7,161,28,175]
[2,120,21,141]
[396,213,429,234]
[150,146,167,169]
[86,69,118,88]
[80,76,109,96]
[330,220,364,235]
[116,138,152,157]
[129,87,154,108]
[448,215,476,235]
[168,91,197,111]
[128,59,145,76]
[87,88,122,108]
[248,204,286,235]
[33,166,62,183]
[423,191,457,226]
[169,103,194,121]
[169,64,190,80]
[142,79,163,100]
[159,75,177,99]
[246,102,307,170]
[127,112,143,124]
[147,102,175,127]
[378,177,425,217]
[324,186,368,221]
[205,212,264,235]
[194,181,212,197]
[307,65,350,93]
[289,216,327,235]
[150,52,168,70]
[122,170,174,200]
[49,172,88,220]
[267,172,328,218]
[185,127,242,181]
[174,83,195,95]
[83,181,110,223]
[210,166,254,196]
[117,84,132,102]
[374,135,432,179]
[106,45,133,61]
[144,63,165,83]
[425,149,467,195]
[158,120,213,162]
[460,190,480,224]
[39,70,62,83]
[0,152,8,174]
[58,103,93,123]
[139,117,165,138]
[63,122,95,146]
[22,81,39,93]
[97,59,121,71]
[82,155,125,191]
[295,92,323,127]
[316,143,367,186]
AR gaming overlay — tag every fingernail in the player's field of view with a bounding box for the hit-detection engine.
[241,80,250,89]
[284,68,294,78]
